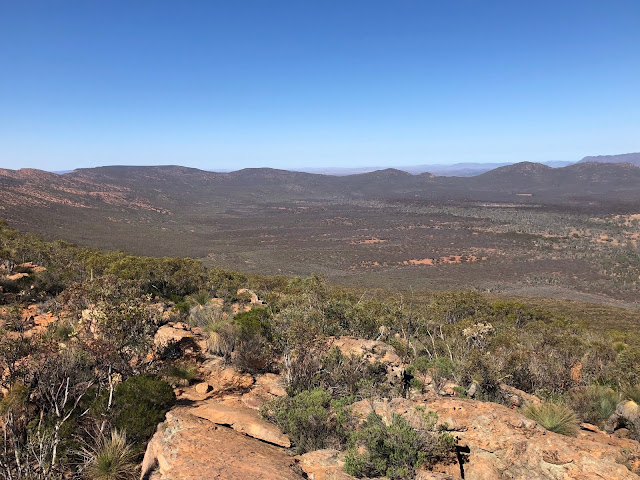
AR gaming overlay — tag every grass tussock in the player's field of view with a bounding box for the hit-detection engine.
[522,402,579,436]
[80,429,137,480]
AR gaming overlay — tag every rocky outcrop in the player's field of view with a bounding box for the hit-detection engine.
[153,322,208,355]
[498,383,542,407]
[236,288,266,305]
[331,336,405,385]
[351,395,640,479]
[142,333,640,480]
[140,408,303,480]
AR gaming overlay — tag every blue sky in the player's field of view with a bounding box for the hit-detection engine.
[1,1,639,171]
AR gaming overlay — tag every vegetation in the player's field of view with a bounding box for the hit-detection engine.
[79,429,137,480]
[344,411,455,480]
[0,220,638,478]
[261,387,353,454]
[522,402,580,436]
[105,375,176,447]
[568,385,620,427]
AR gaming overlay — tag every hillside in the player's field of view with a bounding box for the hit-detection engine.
[2,162,640,304]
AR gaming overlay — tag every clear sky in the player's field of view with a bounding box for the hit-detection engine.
[1,1,639,171]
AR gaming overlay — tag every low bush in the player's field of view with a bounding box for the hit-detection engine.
[344,410,455,480]
[623,384,640,404]
[161,361,199,387]
[567,385,620,426]
[522,402,579,436]
[261,387,354,454]
[106,375,176,447]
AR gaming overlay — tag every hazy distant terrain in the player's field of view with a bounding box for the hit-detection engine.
[579,152,640,167]
[1,161,639,304]
[296,160,575,176]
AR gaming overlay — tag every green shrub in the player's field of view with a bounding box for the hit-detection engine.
[108,375,176,447]
[233,308,271,340]
[52,321,74,339]
[623,384,640,404]
[567,385,620,426]
[261,388,353,454]
[80,429,136,480]
[522,402,579,436]
[344,411,455,480]
[161,361,199,387]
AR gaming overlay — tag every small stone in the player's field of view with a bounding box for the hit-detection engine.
[195,382,211,394]
[580,423,602,433]
[614,428,631,438]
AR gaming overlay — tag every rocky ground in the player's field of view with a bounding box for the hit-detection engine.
[141,322,640,480]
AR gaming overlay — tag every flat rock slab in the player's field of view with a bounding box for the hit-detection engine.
[141,408,302,480]
[191,398,291,447]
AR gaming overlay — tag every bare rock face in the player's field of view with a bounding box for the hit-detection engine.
[141,408,303,480]
[200,359,255,393]
[295,449,355,480]
[351,396,640,479]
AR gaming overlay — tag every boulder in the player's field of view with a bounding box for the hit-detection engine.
[200,359,255,393]
[438,381,462,397]
[606,400,640,435]
[499,383,543,408]
[237,288,266,305]
[256,372,288,397]
[141,408,303,480]
[331,336,405,385]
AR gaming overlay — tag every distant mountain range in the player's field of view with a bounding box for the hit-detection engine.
[578,152,640,167]
[294,160,575,177]
[2,160,640,258]
[3,160,640,216]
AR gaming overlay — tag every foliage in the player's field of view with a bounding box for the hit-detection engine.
[161,361,199,387]
[522,402,579,436]
[623,384,640,404]
[261,388,354,454]
[344,410,455,480]
[79,429,137,480]
[2,221,640,477]
[106,375,176,447]
[567,385,620,426]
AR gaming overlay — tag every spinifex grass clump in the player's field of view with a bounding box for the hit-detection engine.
[522,402,579,436]
[79,429,136,480]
